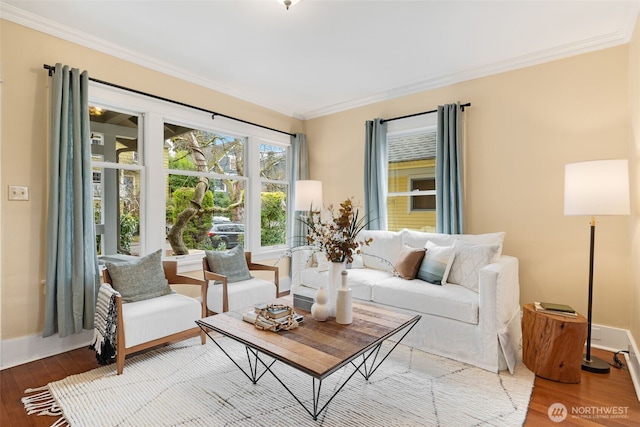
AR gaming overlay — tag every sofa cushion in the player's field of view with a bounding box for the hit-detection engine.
[105,249,171,303]
[372,277,479,324]
[315,252,331,272]
[394,245,426,279]
[121,293,201,348]
[357,230,403,272]
[416,241,455,285]
[455,231,505,261]
[447,240,500,292]
[401,229,456,249]
[206,278,276,313]
[300,267,392,301]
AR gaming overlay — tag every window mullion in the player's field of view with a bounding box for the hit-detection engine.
[247,136,261,252]
[145,112,165,253]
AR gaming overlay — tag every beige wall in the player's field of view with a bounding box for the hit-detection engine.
[0,21,302,340]
[1,18,637,345]
[306,46,634,330]
[629,14,640,349]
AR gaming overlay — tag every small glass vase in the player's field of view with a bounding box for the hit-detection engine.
[327,261,346,317]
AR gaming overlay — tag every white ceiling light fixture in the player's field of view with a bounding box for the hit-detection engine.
[277,0,301,10]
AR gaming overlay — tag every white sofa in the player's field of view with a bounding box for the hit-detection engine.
[291,229,522,374]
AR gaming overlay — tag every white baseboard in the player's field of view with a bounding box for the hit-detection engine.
[589,323,632,352]
[624,331,640,402]
[0,330,93,370]
[589,323,640,401]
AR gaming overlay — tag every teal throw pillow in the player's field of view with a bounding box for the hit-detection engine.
[105,249,171,303]
[205,245,253,283]
[416,241,455,285]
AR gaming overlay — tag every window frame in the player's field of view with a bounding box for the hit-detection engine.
[408,175,436,212]
[89,82,291,263]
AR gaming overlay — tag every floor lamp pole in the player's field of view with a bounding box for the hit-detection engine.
[582,216,610,374]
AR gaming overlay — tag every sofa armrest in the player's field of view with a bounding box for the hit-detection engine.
[290,247,316,291]
[478,255,520,333]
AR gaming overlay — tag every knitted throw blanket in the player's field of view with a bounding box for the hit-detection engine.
[89,284,119,365]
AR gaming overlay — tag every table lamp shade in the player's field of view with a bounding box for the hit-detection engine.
[295,180,323,211]
[564,159,630,216]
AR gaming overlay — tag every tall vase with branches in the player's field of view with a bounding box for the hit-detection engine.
[299,199,372,315]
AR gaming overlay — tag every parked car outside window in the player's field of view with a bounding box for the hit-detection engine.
[209,223,244,249]
[212,216,231,224]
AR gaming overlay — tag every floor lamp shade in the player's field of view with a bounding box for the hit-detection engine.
[564,159,630,216]
[295,180,323,211]
[563,159,630,374]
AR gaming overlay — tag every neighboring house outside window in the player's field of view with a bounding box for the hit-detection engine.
[89,83,290,263]
[386,115,437,232]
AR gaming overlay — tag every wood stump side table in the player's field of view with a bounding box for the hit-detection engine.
[522,303,588,384]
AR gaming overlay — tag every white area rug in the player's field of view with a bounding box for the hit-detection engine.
[24,337,534,426]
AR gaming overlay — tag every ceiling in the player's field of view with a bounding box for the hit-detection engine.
[2,1,639,119]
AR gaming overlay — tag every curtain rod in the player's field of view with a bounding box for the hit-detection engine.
[381,102,471,124]
[43,64,296,137]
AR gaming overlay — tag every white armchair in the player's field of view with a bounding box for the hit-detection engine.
[202,249,279,314]
[102,256,206,374]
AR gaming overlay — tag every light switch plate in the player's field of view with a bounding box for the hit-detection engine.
[8,185,29,201]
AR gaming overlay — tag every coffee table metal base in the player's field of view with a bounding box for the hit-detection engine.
[198,320,418,420]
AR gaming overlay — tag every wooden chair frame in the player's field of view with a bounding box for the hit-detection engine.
[202,251,279,315]
[102,260,207,374]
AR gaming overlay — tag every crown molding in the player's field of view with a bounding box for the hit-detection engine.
[300,1,640,119]
[301,29,634,120]
[0,2,299,118]
[3,0,638,121]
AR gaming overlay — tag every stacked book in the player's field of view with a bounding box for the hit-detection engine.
[534,302,577,318]
[243,304,303,331]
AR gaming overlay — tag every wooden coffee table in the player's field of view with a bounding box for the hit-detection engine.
[196,297,421,420]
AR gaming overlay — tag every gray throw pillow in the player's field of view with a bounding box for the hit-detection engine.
[105,249,171,303]
[205,245,253,283]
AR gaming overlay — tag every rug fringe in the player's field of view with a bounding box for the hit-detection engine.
[22,386,69,427]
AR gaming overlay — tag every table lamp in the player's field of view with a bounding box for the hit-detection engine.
[564,159,630,374]
[295,180,323,212]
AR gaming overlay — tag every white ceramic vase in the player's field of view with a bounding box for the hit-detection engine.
[328,261,346,317]
[311,286,329,321]
[336,270,353,324]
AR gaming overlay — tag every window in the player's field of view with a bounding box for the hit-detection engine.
[89,83,290,261]
[386,115,437,232]
[410,177,436,211]
[259,143,288,248]
[90,108,143,256]
[164,123,247,253]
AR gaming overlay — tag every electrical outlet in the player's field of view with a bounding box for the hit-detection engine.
[8,185,29,201]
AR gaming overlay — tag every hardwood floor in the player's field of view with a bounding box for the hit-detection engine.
[523,348,640,426]
[1,346,638,426]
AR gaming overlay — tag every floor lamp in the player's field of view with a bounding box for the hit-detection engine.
[564,159,630,374]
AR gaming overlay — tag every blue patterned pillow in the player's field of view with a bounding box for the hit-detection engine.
[205,246,253,282]
[105,249,171,303]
